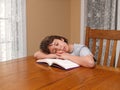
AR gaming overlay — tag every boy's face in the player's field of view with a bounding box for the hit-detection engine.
[48,39,69,54]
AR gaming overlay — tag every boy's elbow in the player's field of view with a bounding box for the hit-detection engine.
[34,53,38,59]
[34,52,40,59]
[88,59,95,68]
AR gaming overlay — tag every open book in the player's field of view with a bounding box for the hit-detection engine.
[36,59,80,70]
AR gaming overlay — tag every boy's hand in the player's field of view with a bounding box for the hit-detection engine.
[46,54,59,59]
[56,53,71,60]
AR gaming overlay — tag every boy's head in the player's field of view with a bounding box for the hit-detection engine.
[40,35,68,54]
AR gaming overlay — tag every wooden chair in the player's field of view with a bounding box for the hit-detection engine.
[85,27,120,68]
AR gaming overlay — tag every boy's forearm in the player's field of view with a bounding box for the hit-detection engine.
[68,55,95,68]
[34,51,47,59]
[34,51,58,59]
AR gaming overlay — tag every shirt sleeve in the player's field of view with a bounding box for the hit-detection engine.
[80,46,92,56]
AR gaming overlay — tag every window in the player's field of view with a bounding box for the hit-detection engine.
[0,0,26,61]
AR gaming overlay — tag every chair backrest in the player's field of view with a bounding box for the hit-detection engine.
[85,27,120,68]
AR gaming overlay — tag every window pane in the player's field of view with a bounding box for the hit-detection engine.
[0,0,26,61]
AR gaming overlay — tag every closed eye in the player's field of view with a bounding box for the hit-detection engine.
[54,42,59,46]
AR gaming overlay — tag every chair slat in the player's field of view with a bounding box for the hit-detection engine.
[92,39,96,55]
[97,39,103,64]
[110,40,117,67]
[117,52,120,67]
[104,40,110,66]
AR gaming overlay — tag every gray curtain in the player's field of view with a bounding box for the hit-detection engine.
[86,0,118,66]
[0,0,26,61]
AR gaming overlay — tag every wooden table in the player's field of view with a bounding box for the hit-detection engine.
[0,56,120,90]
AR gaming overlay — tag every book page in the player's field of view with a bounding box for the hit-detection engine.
[36,59,54,66]
[53,60,79,69]
[36,59,80,70]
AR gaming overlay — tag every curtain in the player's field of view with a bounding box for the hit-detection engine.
[86,0,118,66]
[0,0,26,61]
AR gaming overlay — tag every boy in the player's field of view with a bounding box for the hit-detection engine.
[34,35,95,68]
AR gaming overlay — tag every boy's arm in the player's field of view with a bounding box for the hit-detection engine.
[34,50,58,59]
[68,55,95,68]
[57,53,95,68]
